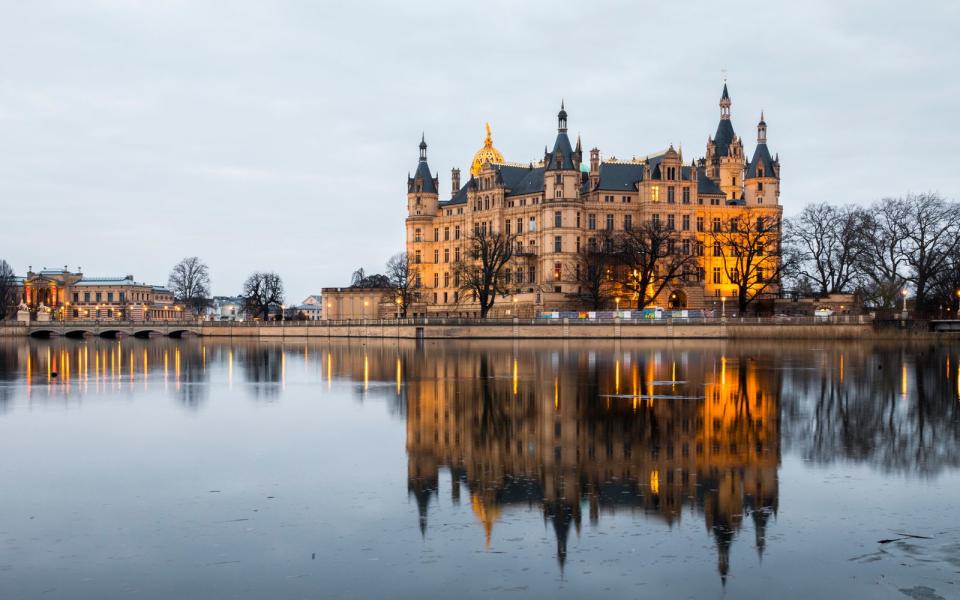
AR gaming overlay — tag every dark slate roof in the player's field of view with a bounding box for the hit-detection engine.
[499,164,545,197]
[592,162,644,191]
[412,159,438,194]
[713,119,736,157]
[746,143,776,179]
[545,132,575,170]
[696,166,723,196]
[439,181,470,206]
[721,83,730,101]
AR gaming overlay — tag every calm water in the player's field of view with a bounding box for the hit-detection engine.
[0,338,958,599]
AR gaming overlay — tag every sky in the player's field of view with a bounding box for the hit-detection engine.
[1,1,958,302]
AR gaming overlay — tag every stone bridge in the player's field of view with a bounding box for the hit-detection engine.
[26,320,201,339]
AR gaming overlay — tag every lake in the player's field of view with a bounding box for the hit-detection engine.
[0,338,958,599]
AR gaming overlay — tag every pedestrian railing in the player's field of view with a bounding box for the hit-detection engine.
[200,315,873,327]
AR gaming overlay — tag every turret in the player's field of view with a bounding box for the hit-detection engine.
[407,134,439,218]
[744,112,780,206]
[589,147,600,189]
[705,83,745,202]
[545,101,578,201]
[451,167,461,196]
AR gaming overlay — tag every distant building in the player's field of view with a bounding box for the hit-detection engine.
[206,296,246,321]
[19,266,182,321]
[321,287,395,320]
[300,295,323,320]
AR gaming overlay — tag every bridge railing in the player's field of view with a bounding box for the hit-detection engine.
[200,315,874,327]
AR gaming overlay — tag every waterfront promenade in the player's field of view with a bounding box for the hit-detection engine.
[2,316,949,340]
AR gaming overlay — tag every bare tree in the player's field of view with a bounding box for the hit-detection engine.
[929,244,960,314]
[900,193,960,312]
[709,214,783,313]
[569,232,617,310]
[784,203,867,296]
[350,268,366,286]
[857,198,911,309]
[385,252,420,317]
[242,272,285,320]
[453,229,516,318]
[0,260,19,320]
[168,256,211,315]
[616,221,697,310]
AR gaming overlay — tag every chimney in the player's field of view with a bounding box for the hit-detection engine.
[451,167,460,196]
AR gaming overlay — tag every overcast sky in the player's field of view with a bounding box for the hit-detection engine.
[2,1,958,302]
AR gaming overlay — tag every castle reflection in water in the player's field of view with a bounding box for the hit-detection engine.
[402,343,778,582]
[2,337,959,583]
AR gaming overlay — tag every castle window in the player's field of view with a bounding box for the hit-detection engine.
[652,214,661,228]
[433,273,439,288]
[712,218,721,232]
[555,174,562,185]
[682,187,690,204]
[444,248,450,263]
[758,196,764,204]
[444,227,450,241]
[415,251,422,264]
[696,217,704,232]
[588,214,596,230]
[434,228,439,241]
[683,239,690,255]
[528,217,536,232]
[713,267,721,284]
[444,272,450,287]
[555,189,562,198]
[455,247,461,261]
[624,215,632,231]
[651,186,660,202]
[529,266,537,284]
[667,186,675,203]
[505,221,511,236]
[554,236,562,252]
[433,249,439,263]
[682,215,690,230]
[576,212,581,227]
[554,263,562,281]
[667,214,675,230]
[414,228,422,242]
[714,242,721,256]
[516,267,524,284]
[554,211,562,227]
[454,225,461,240]
[696,242,704,256]
[758,181,764,191]
[605,214,614,231]
[732,177,737,186]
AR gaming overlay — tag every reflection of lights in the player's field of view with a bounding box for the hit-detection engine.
[554,376,559,410]
[363,354,369,391]
[281,351,286,390]
[839,354,844,384]
[615,359,620,395]
[227,349,233,389]
[650,469,660,495]
[901,362,908,399]
[396,357,401,396]
[512,359,518,396]
[327,352,332,389]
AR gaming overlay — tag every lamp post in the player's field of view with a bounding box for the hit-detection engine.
[615,296,621,316]
[901,289,908,315]
[720,296,727,319]
[395,296,402,320]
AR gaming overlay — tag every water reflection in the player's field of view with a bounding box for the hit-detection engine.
[403,344,780,582]
[0,337,958,593]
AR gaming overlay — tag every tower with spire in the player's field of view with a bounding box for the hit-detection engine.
[406,135,440,248]
[743,111,781,206]
[544,101,581,202]
[705,83,746,202]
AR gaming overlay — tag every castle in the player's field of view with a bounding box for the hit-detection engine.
[405,84,782,317]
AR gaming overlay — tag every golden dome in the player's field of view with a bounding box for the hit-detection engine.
[470,122,505,176]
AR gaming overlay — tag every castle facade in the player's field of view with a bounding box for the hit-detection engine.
[405,84,782,317]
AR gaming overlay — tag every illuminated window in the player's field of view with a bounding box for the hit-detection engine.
[651,186,660,202]
[554,262,562,281]
[713,267,721,284]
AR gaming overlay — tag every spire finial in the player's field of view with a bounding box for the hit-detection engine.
[719,81,731,120]
[557,100,568,132]
[418,133,427,161]
[484,122,492,147]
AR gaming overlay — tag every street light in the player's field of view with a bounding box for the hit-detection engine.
[902,289,908,314]
[721,295,727,319]
[395,296,402,319]
[615,296,621,315]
